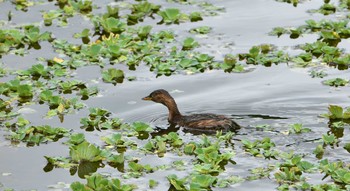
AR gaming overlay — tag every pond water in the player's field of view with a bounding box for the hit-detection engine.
[1,0,350,190]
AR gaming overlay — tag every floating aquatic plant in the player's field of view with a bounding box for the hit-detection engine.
[319,159,350,186]
[80,108,124,131]
[238,45,289,66]
[157,8,182,24]
[241,137,279,159]
[9,125,70,146]
[321,105,350,120]
[182,37,199,50]
[70,173,137,191]
[189,26,212,34]
[289,123,311,134]
[102,68,125,85]
[322,78,348,87]
[127,1,160,25]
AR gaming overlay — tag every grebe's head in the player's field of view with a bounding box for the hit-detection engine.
[142,89,173,104]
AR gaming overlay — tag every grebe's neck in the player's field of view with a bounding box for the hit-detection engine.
[162,96,182,122]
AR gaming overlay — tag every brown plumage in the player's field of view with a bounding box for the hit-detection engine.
[142,89,240,132]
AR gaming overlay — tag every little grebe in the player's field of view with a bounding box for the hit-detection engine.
[142,89,240,131]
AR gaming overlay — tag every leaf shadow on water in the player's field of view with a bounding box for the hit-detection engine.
[327,119,350,139]
[150,123,180,137]
[43,161,104,179]
[75,161,104,179]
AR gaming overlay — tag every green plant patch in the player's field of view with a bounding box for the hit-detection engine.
[45,139,127,177]
[65,133,85,146]
[313,144,325,160]
[319,159,350,186]
[189,174,217,190]
[189,26,212,34]
[0,26,52,56]
[11,0,35,11]
[167,174,187,190]
[289,123,311,134]
[321,105,350,120]
[70,141,103,162]
[149,179,158,189]
[322,78,348,87]
[80,108,124,131]
[274,154,315,187]
[220,54,245,72]
[246,166,275,181]
[102,68,125,85]
[194,145,234,175]
[275,0,300,7]
[309,3,337,15]
[127,1,160,25]
[198,2,225,15]
[101,133,137,152]
[238,45,289,66]
[131,121,153,140]
[78,86,98,100]
[39,91,85,121]
[41,0,92,27]
[9,125,70,146]
[0,79,34,103]
[343,143,350,153]
[49,23,244,77]
[93,17,127,34]
[73,28,90,41]
[182,37,199,50]
[189,12,203,22]
[270,19,350,46]
[42,10,64,26]
[70,173,137,191]
[157,8,183,24]
[68,0,93,14]
[310,70,327,78]
[241,137,279,159]
[322,134,339,147]
[0,98,17,121]
[143,132,183,157]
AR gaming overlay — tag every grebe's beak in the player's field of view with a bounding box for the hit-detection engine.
[142,96,152,101]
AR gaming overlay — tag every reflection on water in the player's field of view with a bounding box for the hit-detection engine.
[231,114,288,120]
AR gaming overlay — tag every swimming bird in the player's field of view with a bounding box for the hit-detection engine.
[142,89,240,132]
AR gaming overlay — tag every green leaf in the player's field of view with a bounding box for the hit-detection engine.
[329,105,344,119]
[189,12,203,22]
[344,143,350,153]
[102,68,124,84]
[182,37,199,50]
[149,179,158,189]
[190,174,217,189]
[131,122,153,132]
[158,8,181,24]
[70,141,103,162]
[323,78,348,87]
[167,174,186,190]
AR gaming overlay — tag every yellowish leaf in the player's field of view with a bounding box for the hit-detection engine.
[53,57,64,63]
[57,103,65,113]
